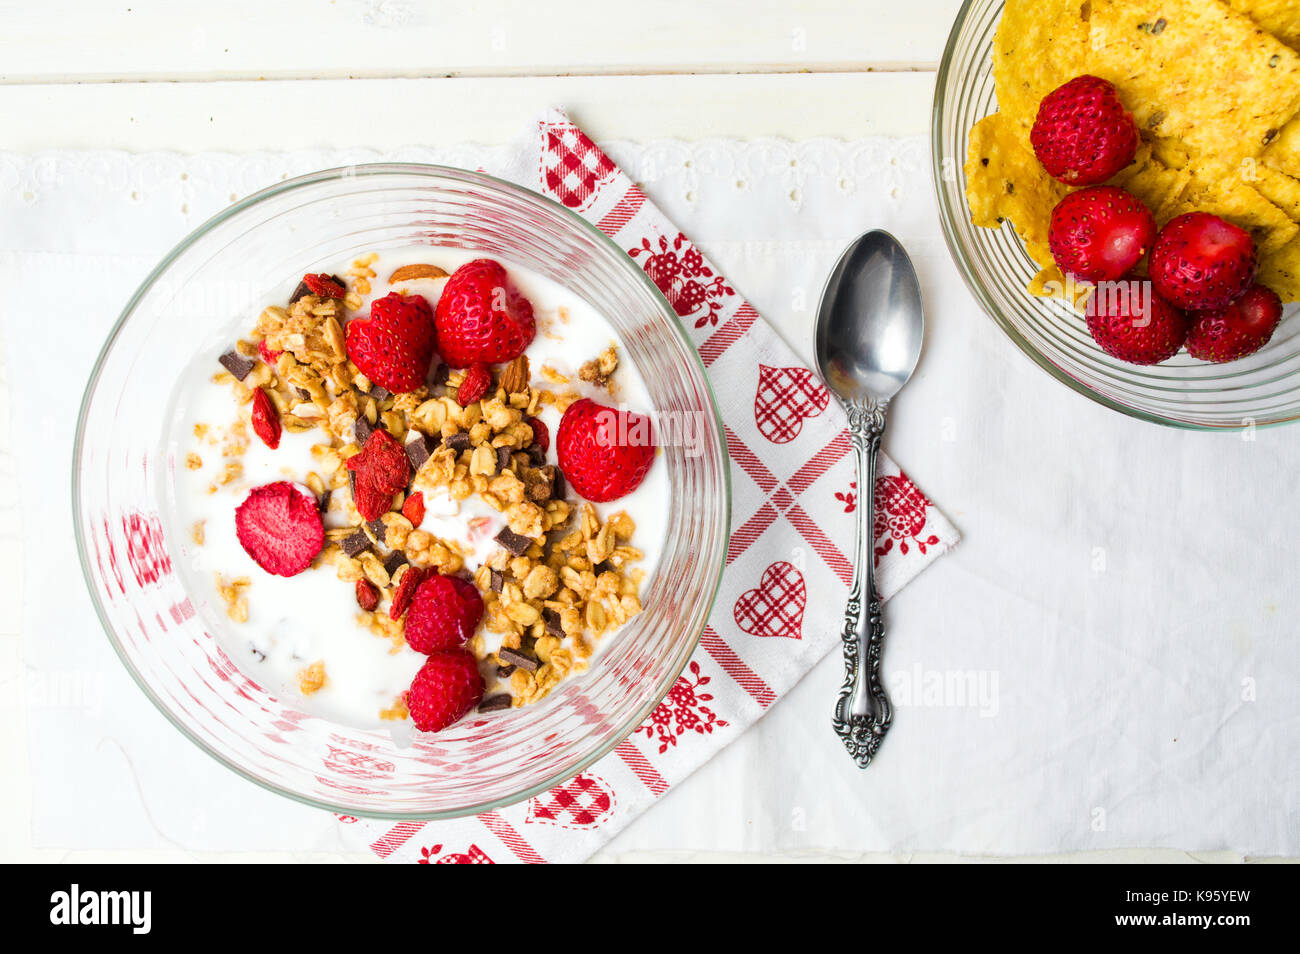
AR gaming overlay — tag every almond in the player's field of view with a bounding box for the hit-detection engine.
[389,263,449,283]
[500,354,531,395]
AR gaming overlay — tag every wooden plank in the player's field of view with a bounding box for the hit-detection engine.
[0,0,964,83]
[0,72,937,151]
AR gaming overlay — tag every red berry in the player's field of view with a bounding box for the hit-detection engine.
[235,481,324,577]
[1085,278,1188,365]
[527,416,549,453]
[303,273,346,299]
[556,398,655,502]
[389,565,430,620]
[1149,213,1258,310]
[434,259,536,368]
[1030,75,1138,187]
[258,340,282,365]
[1185,284,1283,363]
[345,292,436,393]
[456,362,492,407]
[1048,186,1156,283]
[355,578,380,612]
[346,430,410,520]
[250,388,281,450]
[406,649,485,732]
[401,491,426,527]
[404,573,484,654]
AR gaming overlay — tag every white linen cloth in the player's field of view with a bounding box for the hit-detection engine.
[1,129,1296,857]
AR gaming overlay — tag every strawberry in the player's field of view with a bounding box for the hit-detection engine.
[404,573,484,654]
[456,362,491,407]
[527,416,549,453]
[303,273,346,299]
[434,259,536,368]
[235,481,325,577]
[1185,284,1283,363]
[355,578,380,612]
[406,649,485,732]
[346,430,410,520]
[389,565,430,621]
[401,491,426,527]
[1048,186,1156,283]
[1030,75,1138,187]
[250,387,281,450]
[556,398,655,502]
[1149,213,1258,310]
[1085,278,1188,365]
[345,292,436,393]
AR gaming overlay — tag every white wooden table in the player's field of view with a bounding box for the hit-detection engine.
[1,0,1289,864]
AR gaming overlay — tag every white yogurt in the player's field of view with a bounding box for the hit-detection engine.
[161,247,669,730]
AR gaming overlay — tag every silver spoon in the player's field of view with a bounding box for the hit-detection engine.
[814,230,924,768]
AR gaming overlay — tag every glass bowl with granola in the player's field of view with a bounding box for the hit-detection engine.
[75,165,729,818]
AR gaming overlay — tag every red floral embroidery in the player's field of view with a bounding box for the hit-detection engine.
[638,661,728,753]
[873,474,937,565]
[835,480,858,513]
[629,232,734,328]
[418,843,494,864]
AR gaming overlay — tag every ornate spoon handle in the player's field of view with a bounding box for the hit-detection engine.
[832,398,893,768]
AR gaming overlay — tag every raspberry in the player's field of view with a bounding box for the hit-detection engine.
[250,388,281,450]
[401,491,426,527]
[346,430,410,520]
[456,363,492,407]
[527,416,549,453]
[235,482,324,577]
[303,273,346,299]
[355,578,380,612]
[389,565,429,621]
[406,649,485,732]
[404,573,484,653]
[556,398,656,502]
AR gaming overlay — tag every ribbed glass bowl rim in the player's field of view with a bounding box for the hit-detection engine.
[930,0,1300,432]
[71,162,732,819]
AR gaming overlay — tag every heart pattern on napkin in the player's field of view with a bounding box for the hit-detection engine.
[732,560,807,640]
[754,364,830,444]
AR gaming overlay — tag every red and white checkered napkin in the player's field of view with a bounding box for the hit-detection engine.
[340,110,960,863]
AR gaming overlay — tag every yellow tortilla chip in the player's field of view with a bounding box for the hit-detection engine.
[1258,235,1300,300]
[1174,158,1300,253]
[1252,165,1300,222]
[1110,143,1193,224]
[1263,115,1300,177]
[1088,0,1300,164]
[1224,0,1300,50]
[965,112,1069,268]
[991,0,1093,146]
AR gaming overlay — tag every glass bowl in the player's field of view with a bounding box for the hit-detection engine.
[73,165,730,819]
[933,0,1300,429]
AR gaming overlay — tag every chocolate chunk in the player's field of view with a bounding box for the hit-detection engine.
[445,431,471,452]
[367,518,388,544]
[489,569,504,593]
[496,446,513,472]
[354,415,375,445]
[288,280,310,304]
[496,663,515,678]
[317,489,332,513]
[527,444,547,466]
[552,468,566,500]
[494,527,532,557]
[383,550,408,577]
[218,351,255,381]
[296,387,311,401]
[341,529,371,558]
[369,385,392,402]
[542,607,565,639]
[498,648,538,673]
[404,433,433,470]
[431,362,450,388]
[478,693,513,713]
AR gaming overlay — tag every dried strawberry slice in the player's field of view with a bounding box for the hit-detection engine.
[346,430,410,520]
[251,388,281,449]
[456,363,491,407]
[303,273,347,299]
[235,482,324,577]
